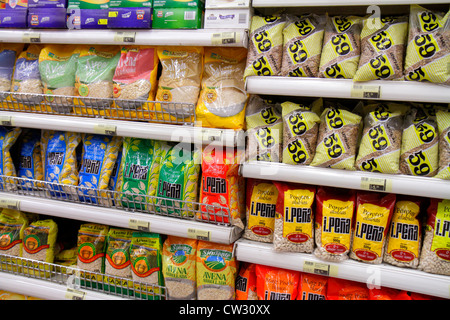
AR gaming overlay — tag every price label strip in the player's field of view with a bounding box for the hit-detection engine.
[187,228,211,241]
[303,260,338,277]
[360,176,392,192]
[114,31,136,43]
[0,116,13,126]
[351,84,381,99]
[0,197,20,210]
[22,32,41,43]
[211,32,240,46]
[202,128,223,142]
[65,288,86,300]
[128,218,150,232]
[94,123,117,136]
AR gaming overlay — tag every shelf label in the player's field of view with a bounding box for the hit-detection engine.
[202,128,223,142]
[0,116,13,126]
[351,84,381,99]
[65,288,86,300]
[360,176,392,192]
[211,32,240,46]
[114,31,136,43]
[0,197,20,210]
[303,260,338,277]
[128,218,150,232]
[22,32,41,43]
[187,228,211,241]
[94,123,117,136]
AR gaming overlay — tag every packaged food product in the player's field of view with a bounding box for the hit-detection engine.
[246,95,283,162]
[0,209,29,257]
[0,43,24,99]
[162,236,197,300]
[281,13,326,77]
[17,129,43,190]
[243,179,278,243]
[314,186,356,262]
[0,291,27,300]
[0,126,22,191]
[255,264,300,300]
[297,272,327,300]
[350,191,396,264]
[105,227,133,279]
[435,109,450,179]
[281,99,321,165]
[319,15,362,79]
[326,277,369,300]
[198,146,245,229]
[369,287,412,300]
[22,219,58,263]
[196,47,248,129]
[273,181,316,253]
[235,262,257,300]
[353,15,408,81]
[244,14,286,79]
[130,232,163,285]
[54,246,78,267]
[77,223,109,273]
[404,5,450,85]
[418,198,450,276]
[196,240,237,300]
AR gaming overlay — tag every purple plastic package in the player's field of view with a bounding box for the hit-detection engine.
[28,7,67,28]
[107,8,151,29]
[67,9,108,29]
[0,9,28,28]
[28,0,67,8]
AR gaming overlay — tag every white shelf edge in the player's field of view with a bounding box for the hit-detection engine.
[245,76,450,104]
[235,238,450,299]
[0,28,249,48]
[0,272,126,300]
[252,0,450,7]
[241,161,450,200]
[0,111,244,147]
[0,193,242,245]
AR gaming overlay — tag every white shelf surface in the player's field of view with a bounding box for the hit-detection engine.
[235,238,450,299]
[245,76,450,104]
[0,193,242,245]
[252,0,450,6]
[0,111,245,147]
[0,28,248,47]
[241,161,450,200]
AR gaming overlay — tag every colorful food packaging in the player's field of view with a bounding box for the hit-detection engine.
[255,264,300,300]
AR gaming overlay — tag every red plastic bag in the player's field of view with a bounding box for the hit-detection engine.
[369,287,412,300]
[327,277,369,300]
[256,264,300,300]
[297,272,327,300]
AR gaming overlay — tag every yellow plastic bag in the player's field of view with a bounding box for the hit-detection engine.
[0,126,22,191]
[435,109,450,179]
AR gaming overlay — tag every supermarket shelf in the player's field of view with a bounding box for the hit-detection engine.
[0,111,245,147]
[245,76,450,104]
[0,272,125,300]
[0,193,243,245]
[0,28,248,47]
[241,161,450,199]
[235,238,450,299]
[252,0,450,6]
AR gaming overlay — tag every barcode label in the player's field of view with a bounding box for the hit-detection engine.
[360,176,392,192]
[22,32,41,43]
[211,32,238,45]
[94,123,117,136]
[187,228,210,241]
[128,219,150,232]
[351,84,381,99]
[238,13,247,24]
[114,32,136,43]
[0,116,12,126]
[185,11,196,20]
[0,198,20,210]
[303,260,338,277]
[65,288,86,300]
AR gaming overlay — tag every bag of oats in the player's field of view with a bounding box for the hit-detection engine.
[0,43,24,100]
[0,126,22,191]
[281,13,326,78]
[353,15,408,81]
[196,240,237,300]
[319,15,363,79]
[77,223,109,273]
[350,191,396,265]
[404,5,450,85]
[383,196,423,269]
[273,182,316,253]
[243,179,278,243]
[130,232,163,286]
[17,129,43,191]
[418,198,450,276]
[0,209,29,258]
[435,109,450,179]
[22,219,58,263]
[255,264,300,300]
[314,186,356,262]
[162,236,197,300]
[105,227,133,279]
[246,95,283,162]
[235,262,257,300]
[281,100,321,165]
[355,103,408,174]
[244,14,286,79]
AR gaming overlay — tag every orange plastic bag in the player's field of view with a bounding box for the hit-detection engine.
[255,264,300,300]
[327,277,369,300]
[297,272,327,300]
[235,262,257,300]
[369,287,411,300]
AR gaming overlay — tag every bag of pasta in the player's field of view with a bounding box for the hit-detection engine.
[319,15,363,79]
[105,228,133,279]
[0,126,22,191]
[0,209,29,258]
[353,15,408,81]
[435,109,450,179]
[404,5,450,85]
[281,99,321,165]
[0,43,24,101]
[255,264,300,300]
[281,13,326,78]
[196,47,248,130]
[246,95,283,162]
[17,129,43,191]
[244,14,286,79]
[77,223,109,274]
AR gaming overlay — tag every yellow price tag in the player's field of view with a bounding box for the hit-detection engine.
[0,116,13,126]
[187,228,211,241]
[114,32,136,43]
[211,32,239,46]
[0,198,20,210]
[65,288,86,300]
[303,260,338,277]
[22,32,41,43]
[202,128,223,142]
[128,218,150,232]
[360,176,392,192]
[93,123,117,136]
[351,84,381,99]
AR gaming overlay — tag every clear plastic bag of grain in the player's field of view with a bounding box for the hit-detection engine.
[273,181,316,253]
[404,5,450,85]
[77,223,109,274]
[281,13,326,78]
[383,196,423,269]
[22,219,58,263]
[418,198,450,276]
[314,186,356,262]
[435,109,450,179]
[0,209,29,258]
[319,15,363,79]
[0,43,24,101]
[130,232,164,286]
[105,228,133,279]
[246,95,283,162]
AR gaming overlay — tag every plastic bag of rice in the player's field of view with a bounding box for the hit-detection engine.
[310,104,362,170]
[154,46,203,123]
[17,129,44,191]
[246,95,283,162]
[235,262,257,300]
[353,15,408,81]
[297,272,328,300]
[404,5,450,85]
[319,15,363,79]
[196,240,237,300]
[105,227,133,279]
[0,126,22,191]
[399,106,439,177]
[418,198,450,276]
[0,209,29,258]
[435,109,450,179]
[383,196,423,269]
[130,232,163,287]
[22,219,58,263]
[350,191,396,264]
[0,43,24,101]
[281,13,326,78]
[196,47,248,130]
[281,99,321,165]
[244,14,286,79]
[314,186,356,262]
[255,264,300,300]
[354,103,408,174]
[273,181,316,253]
[162,236,197,300]
[198,146,245,229]
[243,179,278,243]
[77,223,109,273]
